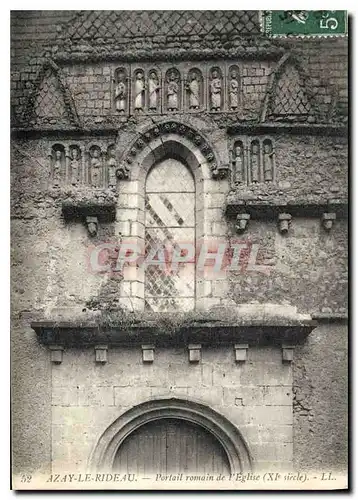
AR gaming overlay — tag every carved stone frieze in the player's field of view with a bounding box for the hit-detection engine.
[111,63,242,115]
[230,136,275,187]
[48,141,119,189]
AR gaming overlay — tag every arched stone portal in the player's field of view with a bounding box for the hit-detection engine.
[113,418,231,475]
[88,398,252,474]
[116,121,230,312]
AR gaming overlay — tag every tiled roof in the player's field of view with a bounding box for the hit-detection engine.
[65,10,260,42]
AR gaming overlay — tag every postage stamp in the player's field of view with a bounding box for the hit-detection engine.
[260,10,348,37]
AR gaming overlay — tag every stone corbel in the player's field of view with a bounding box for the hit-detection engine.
[236,213,250,233]
[211,163,229,180]
[61,202,116,238]
[282,343,294,363]
[234,344,249,362]
[141,344,155,363]
[322,212,336,231]
[115,163,130,180]
[86,216,98,237]
[49,345,64,364]
[95,344,108,363]
[188,344,201,363]
[278,213,292,234]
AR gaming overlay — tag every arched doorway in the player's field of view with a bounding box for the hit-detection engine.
[113,418,231,475]
[88,398,252,473]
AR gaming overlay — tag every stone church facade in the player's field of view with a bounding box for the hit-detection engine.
[11,11,348,484]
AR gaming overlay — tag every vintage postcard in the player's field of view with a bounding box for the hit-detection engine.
[11,10,348,490]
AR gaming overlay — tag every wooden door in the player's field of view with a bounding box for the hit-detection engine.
[113,418,230,475]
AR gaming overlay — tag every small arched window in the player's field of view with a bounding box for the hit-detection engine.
[144,158,195,312]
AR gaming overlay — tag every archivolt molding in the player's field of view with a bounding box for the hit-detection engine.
[22,59,81,129]
[117,120,229,180]
[88,397,253,473]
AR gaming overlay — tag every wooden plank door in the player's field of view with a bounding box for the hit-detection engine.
[113,418,231,475]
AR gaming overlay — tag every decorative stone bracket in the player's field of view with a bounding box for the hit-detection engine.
[86,216,98,237]
[236,213,250,233]
[278,213,292,234]
[49,345,64,364]
[61,201,116,236]
[234,343,249,362]
[227,197,347,235]
[282,343,294,363]
[322,212,336,231]
[188,344,202,363]
[142,344,155,363]
[95,344,108,363]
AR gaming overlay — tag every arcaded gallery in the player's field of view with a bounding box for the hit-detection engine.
[11,11,348,483]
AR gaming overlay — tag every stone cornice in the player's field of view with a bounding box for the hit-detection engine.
[10,127,118,139]
[12,121,348,139]
[52,44,284,66]
[225,196,348,219]
[31,311,317,348]
[227,122,348,137]
[311,312,348,323]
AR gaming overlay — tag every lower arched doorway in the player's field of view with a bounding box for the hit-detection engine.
[89,398,252,474]
[113,418,231,475]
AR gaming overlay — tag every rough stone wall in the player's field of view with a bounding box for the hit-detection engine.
[51,346,293,473]
[227,219,348,314]
[293,324,348,473]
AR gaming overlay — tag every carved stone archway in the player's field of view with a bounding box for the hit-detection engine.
[117,119,229,181]
[115,119,231,311]
[88,398,253,473]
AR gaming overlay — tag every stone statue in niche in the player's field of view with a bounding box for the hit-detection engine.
[263,141,274,182]
[233,143,244,185]
[148,71,160,111]
[114,71,127,113]
[167,71,179,111]
[134,71,145,111]
[210,69,222,111]
[89,146,102,188]
[229,69,239,110]
[186,72,200,110]
[69,146,80,185]
[106,146,117,188]
[250,142,260,183]
[51,146,65,186]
